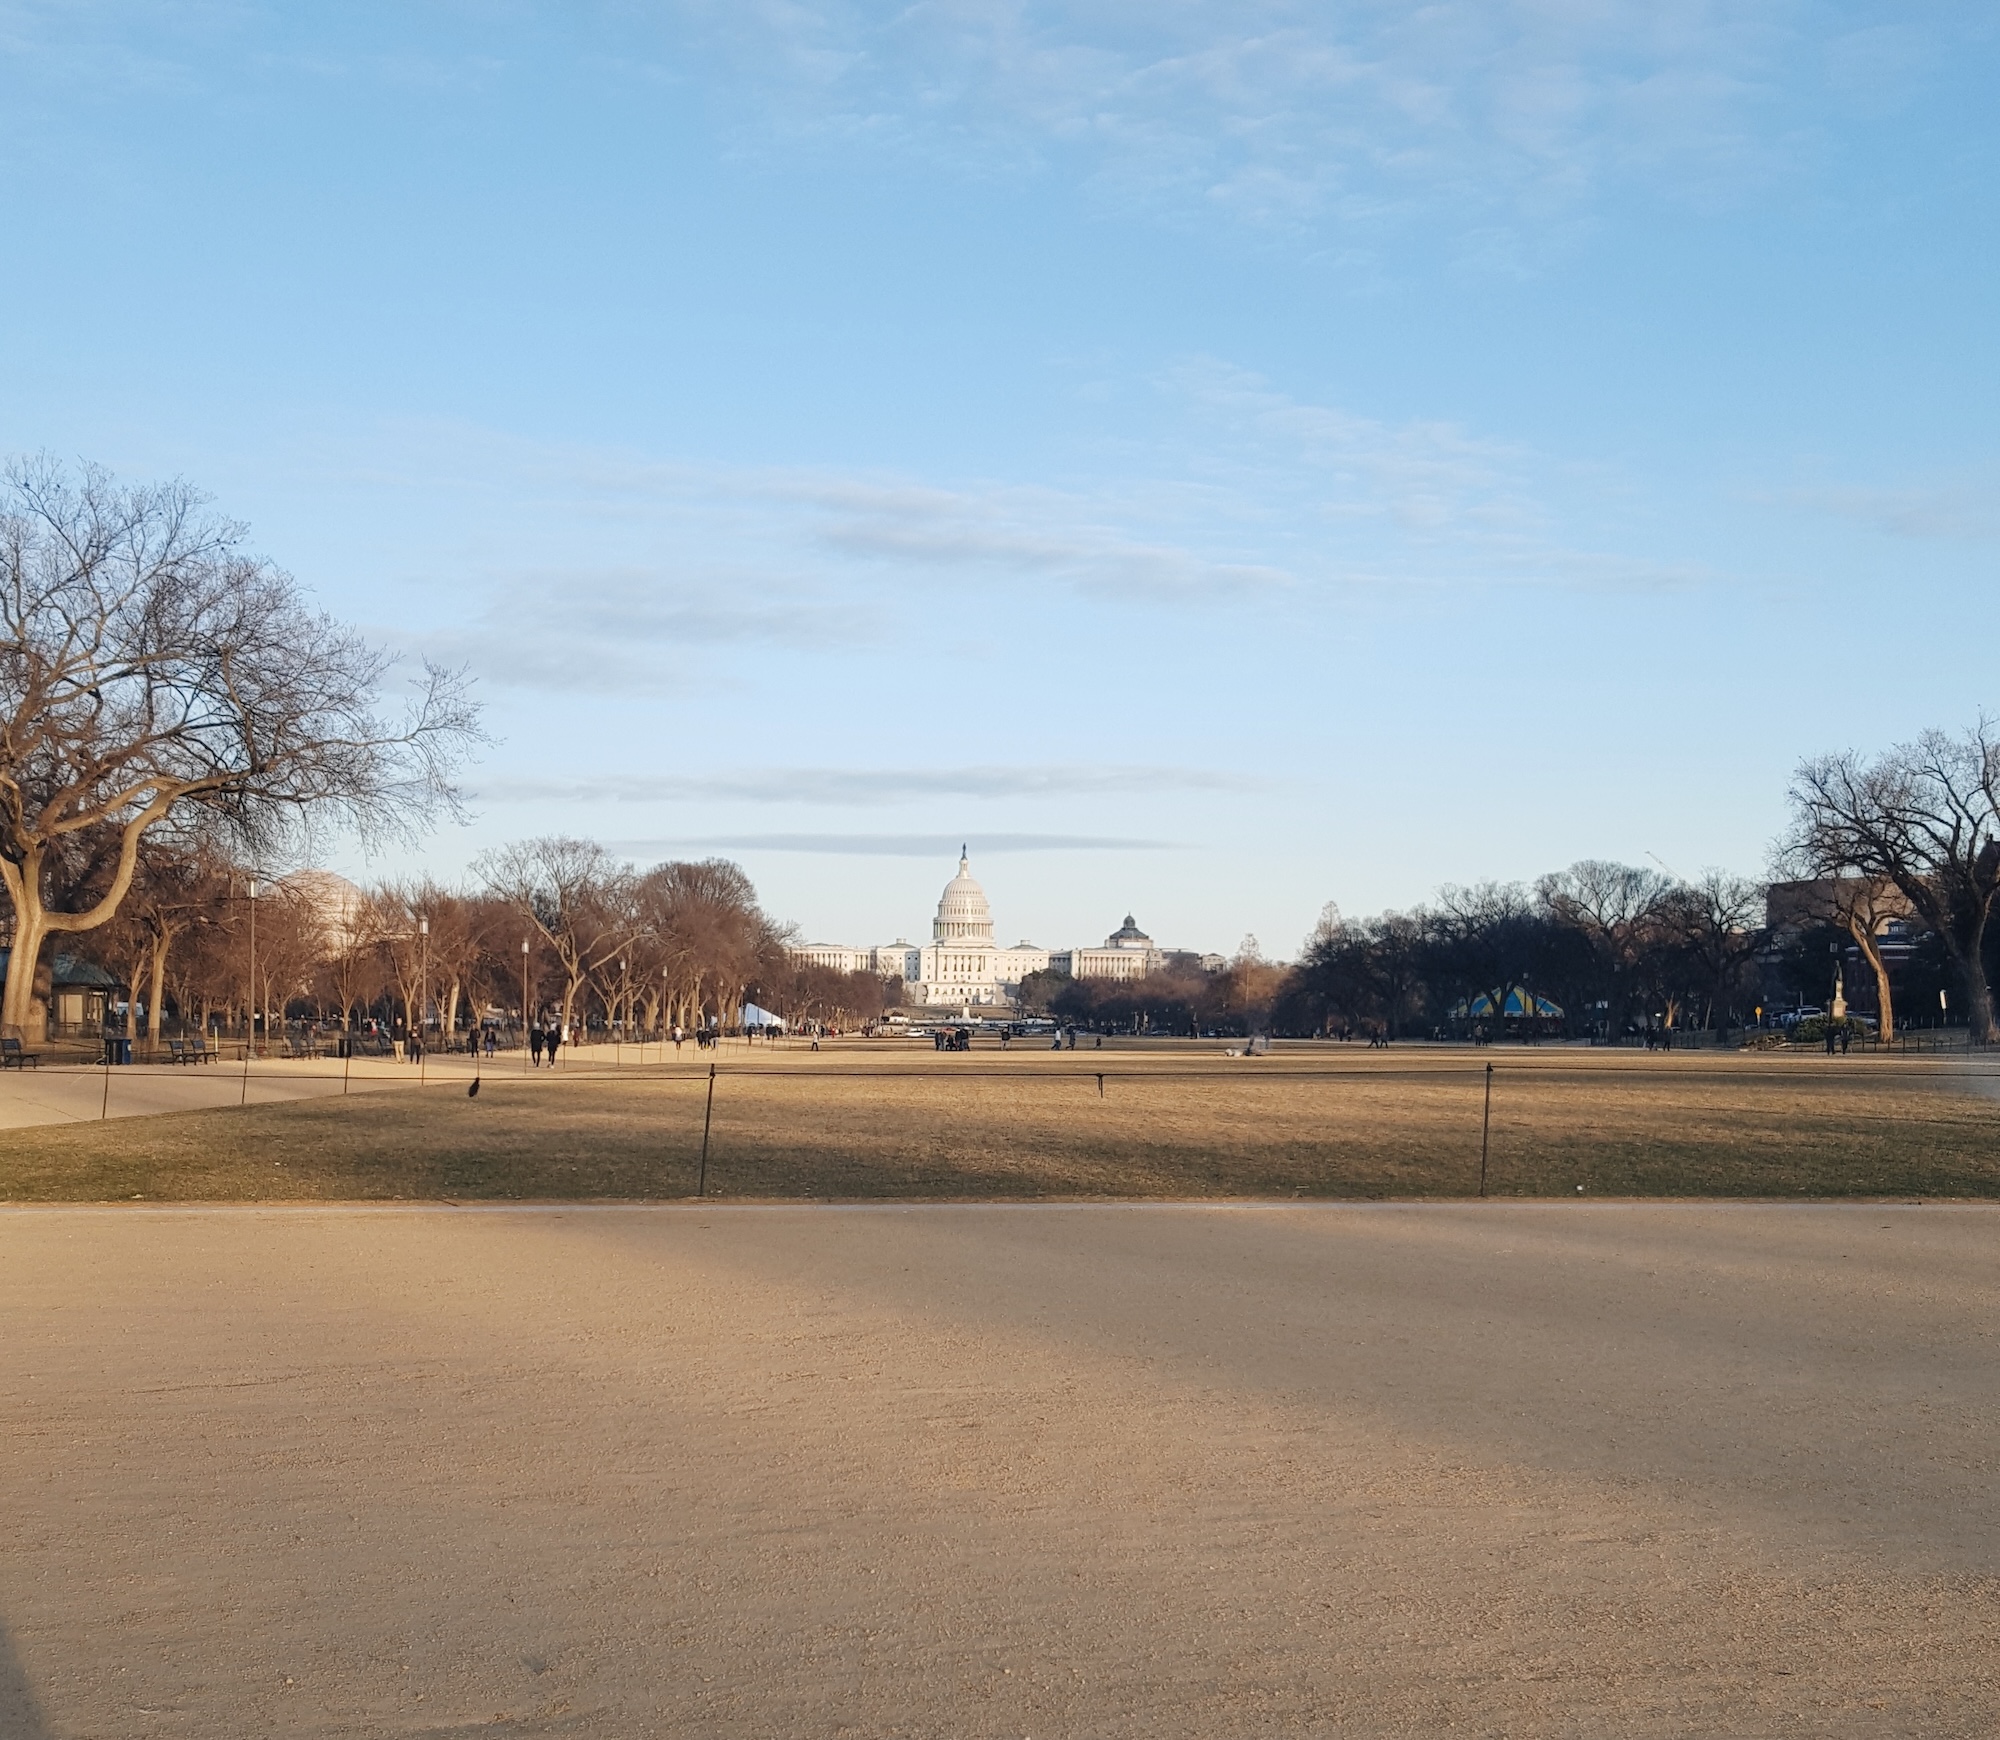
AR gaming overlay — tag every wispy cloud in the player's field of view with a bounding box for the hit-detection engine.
[1775,479,2000,543]
[403,564,877,694]
[478,764,1255,805]
[791,473,1292,596]
[1165,358,1539,534]
[604,832,1178,857]
[652,1,1944,244]
[352,368,1724,706]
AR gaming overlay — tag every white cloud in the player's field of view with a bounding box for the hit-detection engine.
[1777,479,2000,543]
[655,0,1928,239]
[797,474,1294,596]
[604,831,1178,857]
[477,763,1256,804]
[352,375,1724,710]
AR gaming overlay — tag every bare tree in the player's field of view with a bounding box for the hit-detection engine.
[1789,723,2000,1043]
[1773,874,1911,1041]
[320,899,387,1032]
[1829,878,1909,1042]
[1536,862,1676,1042]
[1658,871,1766,1034]
[633,858,779,1033]
[478,837,631,1033]
[1428,882,1542,1034]
[0,457,478,1037]
[85,836,232,1045]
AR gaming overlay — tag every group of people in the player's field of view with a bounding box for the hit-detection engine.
[527,1022,565,1067]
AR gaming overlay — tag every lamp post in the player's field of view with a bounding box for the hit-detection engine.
[521,939,531,1074]
[246,878,259,1056]
[417,917,430,1081]
[240,877,259,1106]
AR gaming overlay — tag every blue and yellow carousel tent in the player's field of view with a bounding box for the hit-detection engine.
[1459,988,1564,1020]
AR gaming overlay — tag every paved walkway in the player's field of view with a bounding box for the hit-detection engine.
[2,1201,1994,1736]
[0,1050,484,1128]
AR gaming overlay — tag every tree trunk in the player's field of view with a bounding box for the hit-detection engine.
[1,911,49,1039]
[1845,916,1894,1042]
[148,938,169,1045]
[1962,967,1997,1045]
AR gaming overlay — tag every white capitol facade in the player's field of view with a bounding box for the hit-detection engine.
[791,852,1221,1009]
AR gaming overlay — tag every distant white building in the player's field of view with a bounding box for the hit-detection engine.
[790,851,1218,1010]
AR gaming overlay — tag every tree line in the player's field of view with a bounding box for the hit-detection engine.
[65,834,831,1044]
[3,458,1998,1047]
[1019,720,2000,1044]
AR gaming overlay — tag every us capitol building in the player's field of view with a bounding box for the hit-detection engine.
[790,851,1222,1010]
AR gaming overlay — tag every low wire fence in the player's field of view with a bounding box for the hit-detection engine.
[21,1042,2000,1201]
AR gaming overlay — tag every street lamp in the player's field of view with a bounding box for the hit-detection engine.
[245,878,259,1057]
[521,939,531,1074]
[239,877,260,1107]
[417,917,429,1079]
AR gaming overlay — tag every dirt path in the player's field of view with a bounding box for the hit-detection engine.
[2,1202,1995,1736]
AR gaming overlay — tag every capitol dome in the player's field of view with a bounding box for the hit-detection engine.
[933,848,996,946]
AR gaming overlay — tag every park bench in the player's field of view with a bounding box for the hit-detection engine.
[186,1037,215,1065]
[1,1036,41,1069]
[166,1038,192,1064]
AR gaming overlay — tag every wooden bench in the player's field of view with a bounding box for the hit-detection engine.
[187,1037,216,1065]
[1,1036,42,1069]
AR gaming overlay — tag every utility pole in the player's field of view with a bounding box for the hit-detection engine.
[521,938,531,1073]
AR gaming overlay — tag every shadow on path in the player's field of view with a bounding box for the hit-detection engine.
[0,1622,49,1739]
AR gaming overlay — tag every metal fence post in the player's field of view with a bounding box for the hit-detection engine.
[698,1062,717,1197]
[1478,1062,1493,1198]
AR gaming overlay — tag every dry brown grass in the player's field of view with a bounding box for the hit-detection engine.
[2,1043,1997,1201]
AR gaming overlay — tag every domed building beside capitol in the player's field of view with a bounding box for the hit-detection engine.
[789,850,1221,1010]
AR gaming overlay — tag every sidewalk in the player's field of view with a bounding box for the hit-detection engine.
[0,1050,487,1130]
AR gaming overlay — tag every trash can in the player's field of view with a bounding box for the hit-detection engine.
[104,1036,132,1065]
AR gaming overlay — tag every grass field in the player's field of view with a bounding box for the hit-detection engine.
[3,1042,1998,1200]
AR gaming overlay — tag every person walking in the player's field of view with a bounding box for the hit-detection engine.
[546,1024,562,1067]
[529,1024,544,1066]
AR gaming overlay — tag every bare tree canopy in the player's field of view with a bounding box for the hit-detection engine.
[0,455,480,1036]
[1788,721,2000,1042]
[477,836,633,1030]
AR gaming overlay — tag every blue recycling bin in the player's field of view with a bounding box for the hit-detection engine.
[103,1035,132,1065]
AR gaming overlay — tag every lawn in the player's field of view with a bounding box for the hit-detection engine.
[3,1044,1997,1201]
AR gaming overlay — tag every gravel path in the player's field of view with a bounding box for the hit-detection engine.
[2,1202,1994,1736]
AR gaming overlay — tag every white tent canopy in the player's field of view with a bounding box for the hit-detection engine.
[740,1003,786,1030]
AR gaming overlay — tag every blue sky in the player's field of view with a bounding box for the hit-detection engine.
[3,2,1995,956]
